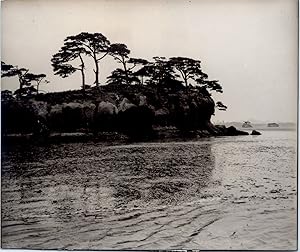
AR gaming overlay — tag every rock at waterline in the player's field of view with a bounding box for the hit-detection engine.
[226,126,249,136]
[251,130,261,135]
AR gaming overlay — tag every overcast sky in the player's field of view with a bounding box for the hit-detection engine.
[1,0,298,123]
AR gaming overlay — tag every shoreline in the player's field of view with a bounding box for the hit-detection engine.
[2,126,294,146]
[1,126,251,145]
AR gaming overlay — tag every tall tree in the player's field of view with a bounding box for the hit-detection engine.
[106,68,138,85]
[140,57,178,86]
[109,43,148,85]
[51,40,87,92]
[132,65,152,85]
[127,58,149,85]
[14,86,37,98]
[65,32,110,87]
[24,73,48,94]
[109,43,131,84]
[1,61,30,91]
[169,57,205,88]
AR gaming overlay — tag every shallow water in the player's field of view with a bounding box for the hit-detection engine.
[1,129,297,250]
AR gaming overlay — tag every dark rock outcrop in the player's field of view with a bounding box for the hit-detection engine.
[154,108,170,126]
[94,101,118,132]
[214,125,249,136]
[48,104,64,130]
[1,85,235,140]
[2,100,39,134]
[61,102,86,131]
[118,105,155,139]
[226,126,249,136]
[251,130,261,135]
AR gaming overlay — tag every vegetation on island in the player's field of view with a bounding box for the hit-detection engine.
[2,31,236,140]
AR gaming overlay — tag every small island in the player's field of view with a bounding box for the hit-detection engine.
[267,122,279,127]
[242,121,253,128]
[1,1,296,251]
[1,32,248,143]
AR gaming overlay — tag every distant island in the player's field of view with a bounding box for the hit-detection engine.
[242,121,253,128]
[1,32,249,142]
[267,123,279,127]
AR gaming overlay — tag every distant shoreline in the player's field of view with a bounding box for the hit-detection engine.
[218,122,296,131]
[3,126,294,146]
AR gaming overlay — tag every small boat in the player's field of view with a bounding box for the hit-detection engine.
[242,121,252,128]
[267,123,279,127]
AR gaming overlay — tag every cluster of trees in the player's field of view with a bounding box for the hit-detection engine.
[1,61,48,99]
[51,32,223,94]
[1,31,226,110]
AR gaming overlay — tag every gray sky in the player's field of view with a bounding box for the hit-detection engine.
[1,0,298,123]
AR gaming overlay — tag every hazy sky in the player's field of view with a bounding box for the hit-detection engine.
[1,0,298,123]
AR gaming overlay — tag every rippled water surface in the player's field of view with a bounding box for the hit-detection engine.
[1,130,297,250]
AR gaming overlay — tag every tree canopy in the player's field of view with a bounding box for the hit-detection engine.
[1,61,42,98]
[2,31,226,110]
[1,61,29,89]
[107,68,139,85]
[1,62,19,77]
[169,57,204,87]
[108,43,148,85]
[216,101,227,111]
[136,57,179,86]
[65,32,110,86]
[52,32,111,88]
[51,39,88,91]
[23,73,48,94]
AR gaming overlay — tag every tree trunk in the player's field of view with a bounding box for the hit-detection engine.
[79,54,86,93]
[184,76,189,94]
[179,69,188,88]
[81,69,85,93]
[122,61,130,85]
[93,53,99,87]
[95,62,99,86]
[184,76,188,88]
[18,73,23,90]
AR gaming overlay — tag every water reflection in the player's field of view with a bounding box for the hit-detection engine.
[2,141,216,227]
[111,142,216,207]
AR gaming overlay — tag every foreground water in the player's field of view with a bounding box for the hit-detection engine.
[1,129,297,250]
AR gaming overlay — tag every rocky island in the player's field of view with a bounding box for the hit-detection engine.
[2,84,249,144]
[2,32,248,143]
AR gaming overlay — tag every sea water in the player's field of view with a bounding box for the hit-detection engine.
[1,129,297,250]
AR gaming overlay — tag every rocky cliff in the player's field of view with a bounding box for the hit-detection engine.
[2,85,245,140]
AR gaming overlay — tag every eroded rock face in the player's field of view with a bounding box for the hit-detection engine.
[48,104,64,130]
[118,105,155,138]
[94,101,118,132]
[118,98,136,112]
[164,92,215,131]
[29,100,48,120]
[2,86,218,136]
[139,95,147,106]
[2,100,37,134]
[48,102,97,131]
[82,102,96,128]
[97,101,118,115]
[61,102,85,131]
[154,108,170,126]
